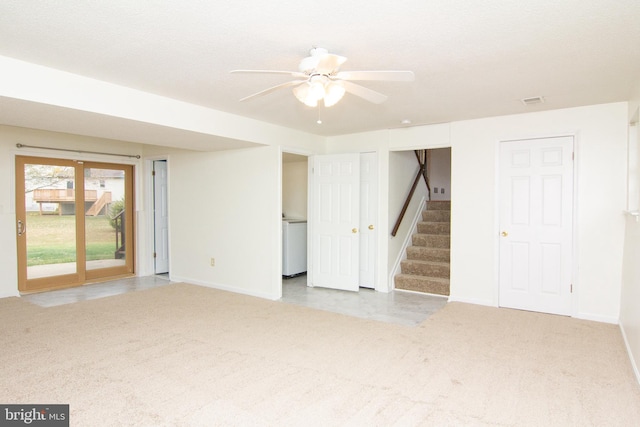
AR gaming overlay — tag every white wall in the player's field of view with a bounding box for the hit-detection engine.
[377,104,627,321]
[620,84,640,382]
[0,125,144,298]
[448,103,628,322]
[387,150,428,276]
[168,145,283,299]
[0,55,322,151]
[282,160,308,219]
[1,100,630,327]
[328,103,628,322]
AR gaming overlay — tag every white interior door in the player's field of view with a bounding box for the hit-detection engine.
[311,153,360,291]
[359,152,377,288]
[153,160,169,274]
[499,136,574,315]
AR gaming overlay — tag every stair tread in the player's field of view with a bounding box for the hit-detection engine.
[402,259,450,266]
[396,273,449,282]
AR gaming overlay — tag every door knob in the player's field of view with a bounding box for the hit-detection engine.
[368,224,374,230]
[352,228,358,234]
[501,231,508,237]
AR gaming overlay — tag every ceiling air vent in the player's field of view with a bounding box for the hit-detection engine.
[521,96,545,106]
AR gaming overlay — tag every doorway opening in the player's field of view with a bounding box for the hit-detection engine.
[152,159,169,275]
[281,152,309,282]
[392,147,452,296]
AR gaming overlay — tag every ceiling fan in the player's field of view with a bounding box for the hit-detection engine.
[230,47,414,107]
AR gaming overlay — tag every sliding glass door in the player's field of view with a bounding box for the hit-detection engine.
[16,156,134,292]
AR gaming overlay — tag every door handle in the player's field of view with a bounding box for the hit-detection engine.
[17,220,26,236]
[501,231,508,237]
[368,224,374,230]
[352,228,358,234]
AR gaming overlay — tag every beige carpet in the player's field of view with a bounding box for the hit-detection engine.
[1,283,639,426]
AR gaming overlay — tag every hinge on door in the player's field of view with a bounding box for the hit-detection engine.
[572,152,574,161]
[570,284,573,293]
[153,252,157,258]
[152,170,156,176]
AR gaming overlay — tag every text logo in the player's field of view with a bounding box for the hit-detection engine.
[0,405,69,426]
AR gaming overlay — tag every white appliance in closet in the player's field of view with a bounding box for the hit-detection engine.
[282,219,307,277]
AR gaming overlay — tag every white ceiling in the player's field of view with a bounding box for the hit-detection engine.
[1,0,640,141]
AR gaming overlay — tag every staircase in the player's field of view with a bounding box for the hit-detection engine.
[395,200,450,296]
[86,191,112,216]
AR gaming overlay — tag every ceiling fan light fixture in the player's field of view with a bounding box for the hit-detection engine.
[237,48,413,107]
[293,76,341,107]
[292,83,319,107]
[323,81,345,107]
[308,79,326,101]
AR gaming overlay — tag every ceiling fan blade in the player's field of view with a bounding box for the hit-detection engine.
[239,80,306,102]
[315,53,347,74]
[335,70,415,81]
[342,81,388,104]
[231,70,307,79]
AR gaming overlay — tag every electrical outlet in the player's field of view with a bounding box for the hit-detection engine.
[210,257,215,267]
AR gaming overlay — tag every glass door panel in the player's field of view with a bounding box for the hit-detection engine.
[25,163,77,279]
[84,167,127,271]
[83,162,134,281]
[16,157,83,291]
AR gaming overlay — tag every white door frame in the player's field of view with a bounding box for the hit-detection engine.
[143,156,170,277]
[495,134,579,316]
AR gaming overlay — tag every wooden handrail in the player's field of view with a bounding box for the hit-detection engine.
[391,150,431,236]
[113,210,125,259]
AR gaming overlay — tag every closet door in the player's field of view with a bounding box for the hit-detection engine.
[310,153,360,291]
[359,152,377,289]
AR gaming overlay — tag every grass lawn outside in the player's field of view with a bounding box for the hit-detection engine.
[25,213,119,266]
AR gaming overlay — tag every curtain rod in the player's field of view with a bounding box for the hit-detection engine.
[16,143,141,159]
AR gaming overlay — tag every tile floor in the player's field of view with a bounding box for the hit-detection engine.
[281,274,447,326]
[21,273,448,326]
[22,274,174,308]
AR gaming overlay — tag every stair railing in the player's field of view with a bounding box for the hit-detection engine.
[113,210,125,259]
[391,150,431,236]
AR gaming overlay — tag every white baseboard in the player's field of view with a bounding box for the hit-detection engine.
[169,275,280,301]
[620,323,640,385]
[448,295,496,307]
[0,291,20,299]
[574,312,619,324]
